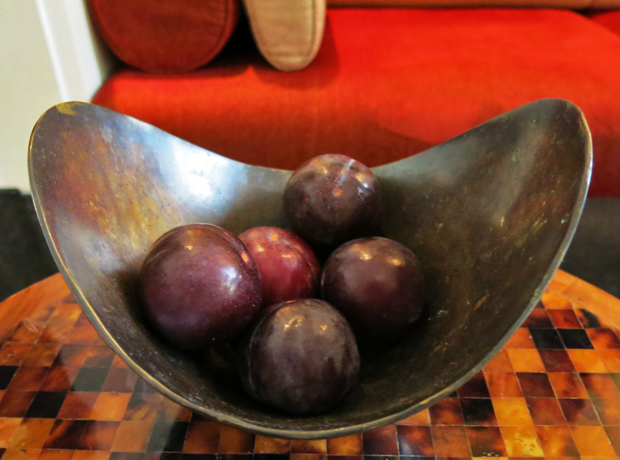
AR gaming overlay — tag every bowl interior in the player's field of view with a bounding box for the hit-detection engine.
[29,99,591,438]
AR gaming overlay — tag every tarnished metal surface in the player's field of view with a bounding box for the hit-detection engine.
[28,99,591,438]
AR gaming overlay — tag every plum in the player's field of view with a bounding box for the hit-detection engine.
[239,226,320,306]
[140,223,262,350]
[283,154,381,248]
[321,237,424,341]
[240,298,360,415]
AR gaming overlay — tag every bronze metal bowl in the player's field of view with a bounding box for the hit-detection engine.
[29,99,591,438]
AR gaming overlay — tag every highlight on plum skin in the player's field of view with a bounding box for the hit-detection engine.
[139,223,263,350]
[239,226,320,306]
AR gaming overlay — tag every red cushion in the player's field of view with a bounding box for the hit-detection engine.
[88,0,239,73]
[590,10,620,37]
[93,8,620,196]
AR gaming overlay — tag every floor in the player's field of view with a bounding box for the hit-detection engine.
[0,189,618,301]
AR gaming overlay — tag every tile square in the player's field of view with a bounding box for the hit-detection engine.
[77,421,119,450]
[576,308,603,328]
[580,373,620,398]
[57,392,98,419]
[504,329,535,349]
[252,455,289,460]
[53,346,90,368]
[111,356,129,369]
[217,426,253,454]
[559,329,594,349]
[72,452,110,460]
[0,344,33,366]
[599,349,620,372]
[431,426,470,457]
[0,418,22,448]
[499,426,544,456]
[133,379,158,394]
[465,426,507,457]
[485,373,522,398]
[83,347,115,368]
[0,367,17,390]
[567,350,607,372]
[591,398,620,425]
[522,310,552,328]
[0,448,41,460]
[526,397,566,426]
[123,393,163,422]
[8,321,44,344]
[604,425,620,456]
[570,426,616,457]
[21,344,61,367]
[101,368,138,393]
[89,393,131,421]
[40,367,79,392]
[483,350,514,373]
[548,310,582,329]
[457,371,489,398]
[43,420,87,449]
[397,409,430,425]
[429,398,464,425]
[541,291,572,310]
[396,426,433,456]
[326,435,361,455]
[534,426,579,457]
[37,449,74,460]
[111,420,154,452]
[362,425,397,455]
[559,398,600,426]
[517,373,554,397]
[0,392,35,417]
[157,398,193,422]
[290,440,326,454]
[6,368,48,392]
[460,398,497,426]
[71,368,109,392]
[587,329,620,349]
[538,349,575,373]
[7,419,55,448]
[147,422,189,453]
[492,398,533,425]
[529,328,563,349]
[507,350,545,373]
[254,436,291,454]
[25,392,67,418]
[548,373,589,398]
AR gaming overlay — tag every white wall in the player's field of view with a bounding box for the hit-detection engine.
[0,0,115,192]
[0,0,62,192]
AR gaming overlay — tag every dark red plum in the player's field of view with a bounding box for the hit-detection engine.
[321,237,424,341]
[241,299,360,415]
[140,224,262,350]
[239,226,320,306]
[283,154,381,248]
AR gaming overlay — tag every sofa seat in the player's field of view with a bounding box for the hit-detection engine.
[93,8,620,196]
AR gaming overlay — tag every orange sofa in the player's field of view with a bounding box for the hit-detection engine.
[91,3,620,197]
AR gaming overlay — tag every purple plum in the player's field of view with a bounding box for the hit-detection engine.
[283,154,381,248]
[321,237,424,341]
[239,226,320,306]
[140,223,262,350]
[241,298,360,415]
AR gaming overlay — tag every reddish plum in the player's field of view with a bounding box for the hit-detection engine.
[321,237,424,341]
[239,226,320,306]
[140,224,262,350]
[241,299,360,415]
[283,154,381,248]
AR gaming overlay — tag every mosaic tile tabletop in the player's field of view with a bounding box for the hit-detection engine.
[1,270,620,460]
